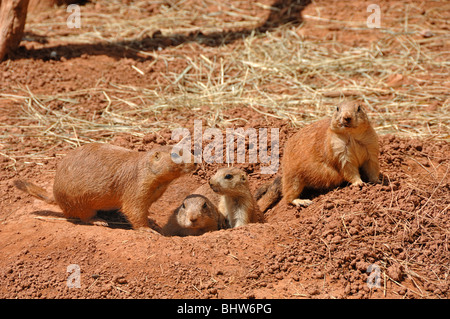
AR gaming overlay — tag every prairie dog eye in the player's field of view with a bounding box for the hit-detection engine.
[202,202,207,209]
[336,106,340,112]
[357,105,361,112]
[181,202,185,209]
[224,174,233,180]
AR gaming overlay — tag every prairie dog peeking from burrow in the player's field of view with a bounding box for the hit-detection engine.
[163,194,228,236]
[208,167,262,228]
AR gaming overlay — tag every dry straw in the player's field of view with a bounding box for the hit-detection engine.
[2,1,448,153]
[1,1,449,158]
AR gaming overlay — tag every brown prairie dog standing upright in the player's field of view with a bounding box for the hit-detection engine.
[283,100,380,207]
[257,101,380,210]
[205,167,262,228]
[14,143,196,231]
[162,194,227,236]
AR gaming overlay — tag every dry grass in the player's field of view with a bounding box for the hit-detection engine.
[1,0,449,154]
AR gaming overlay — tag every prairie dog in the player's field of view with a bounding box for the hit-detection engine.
[14,143,196,231]
[162,194,227,236]
[207,167,262,228]
[257,101,380,210]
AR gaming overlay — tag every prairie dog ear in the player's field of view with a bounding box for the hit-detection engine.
[241,173,247,181]
[151,151,161,161]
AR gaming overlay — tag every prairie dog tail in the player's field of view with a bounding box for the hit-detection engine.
[255,176,282,213]
[13,179,57,205]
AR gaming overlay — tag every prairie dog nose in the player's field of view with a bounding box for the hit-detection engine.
[189,215,198,223]
[343,115,352,123]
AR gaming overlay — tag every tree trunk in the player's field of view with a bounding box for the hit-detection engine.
[0,0,30,61]
[28,0,86,13]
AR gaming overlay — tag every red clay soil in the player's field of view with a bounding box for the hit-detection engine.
[0,0,449,299]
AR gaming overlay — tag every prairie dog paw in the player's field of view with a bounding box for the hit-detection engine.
[351,179,364,187]
[89,218,109,227]
[291,199,313,207]
[137,227,161,236]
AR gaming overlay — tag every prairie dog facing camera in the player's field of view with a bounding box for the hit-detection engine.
[208,167,262,228]
[14,143,196,231]
[257,101,380,211]
[163,194,228,236]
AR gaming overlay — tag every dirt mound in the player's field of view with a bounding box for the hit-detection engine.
[0,0,449,299]
[1,133,448,299]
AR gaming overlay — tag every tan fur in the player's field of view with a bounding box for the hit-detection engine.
[14,179,57,205]
[207,167,262,228]
[162,194,227,236]
[255,176,282,212]
[257,101,380,210]
[14,143,196,230]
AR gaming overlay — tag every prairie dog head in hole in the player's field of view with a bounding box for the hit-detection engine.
[330,101,370,133]
[209,167,249,196]
[176,194,219,230]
